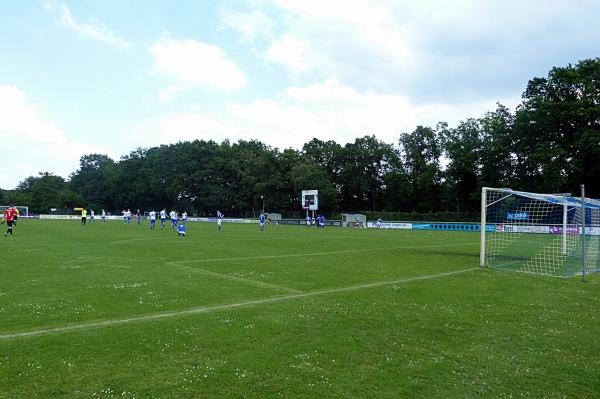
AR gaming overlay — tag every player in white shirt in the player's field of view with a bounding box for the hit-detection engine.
[182,211,188,224]
[160,209,167,230]
[149,210,157,229]
[170,210,178,229]
[90,210,95,223]
[216,210,224,231]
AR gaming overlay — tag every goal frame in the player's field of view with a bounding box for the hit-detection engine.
[480,186,600,278]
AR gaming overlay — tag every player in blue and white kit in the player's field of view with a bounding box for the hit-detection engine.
[306,215,311,227]
[216,210,224,231]
[160,209,167,230]
[181,211,188,224]
[376,218,382,228]
[125,209,132,224]
[259,212,266,231]
[176,222,186,237]
[149,210,156,229]
[101,209,106,223]
[318,215,326,228]
[90,210,95,223]
[170,210,178,229]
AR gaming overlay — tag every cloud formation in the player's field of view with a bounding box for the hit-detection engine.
[0,85,112,189]
[223,0,600,102]
[149,36,247,93]
[54,3,130,50]
[133,78,519,151]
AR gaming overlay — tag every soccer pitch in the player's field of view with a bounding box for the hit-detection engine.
[1,220,599,398]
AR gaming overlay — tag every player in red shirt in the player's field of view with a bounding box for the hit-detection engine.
[2,207,16,237]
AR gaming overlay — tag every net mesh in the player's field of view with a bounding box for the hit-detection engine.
[483,188,600,277]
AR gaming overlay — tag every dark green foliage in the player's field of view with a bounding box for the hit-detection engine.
[514,59,600,196]
[9,172,85,213]
[399,126,443,212]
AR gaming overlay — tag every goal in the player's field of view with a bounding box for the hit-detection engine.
[0,205,29,217]
[480,187,600,277]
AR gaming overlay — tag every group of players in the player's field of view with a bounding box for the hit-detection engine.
[306,214,327,228]
[1,206,20,237]
[79,208,270,237]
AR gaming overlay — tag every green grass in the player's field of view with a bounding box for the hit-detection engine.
[1,219,599,398]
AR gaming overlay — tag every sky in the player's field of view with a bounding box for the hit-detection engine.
[1,0,599,189]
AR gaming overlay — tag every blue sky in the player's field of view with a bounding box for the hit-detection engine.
[1,0,599,189]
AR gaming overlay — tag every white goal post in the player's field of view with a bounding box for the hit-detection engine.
[480,187,600,277]
[0,205,29,217]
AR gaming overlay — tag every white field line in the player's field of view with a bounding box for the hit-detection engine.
[40,236,301,246]
[0,267,478,341]
[168,262,302,294]
[181,242,477,264]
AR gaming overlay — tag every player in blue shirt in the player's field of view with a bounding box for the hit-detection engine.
[176,222,186,237]
[259,212,266,231]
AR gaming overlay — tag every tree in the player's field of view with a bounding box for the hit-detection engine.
[478,104,515,189]
[399,126,443,212]
[514,58,600,196]
[338,136,396,211]
[440,119,482,211]
[69,154,115,210]
[14,172,84,213]
[302,138,343,186]
[289,160,338,213]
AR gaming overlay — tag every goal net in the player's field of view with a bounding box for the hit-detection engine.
[480,187,600,277]
[0,205,29,217]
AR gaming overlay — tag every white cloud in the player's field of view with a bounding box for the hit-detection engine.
[226,0,600,102]
[158,85,187,103]
[0,85,112,189]
[55,3,130,50]
[132,79,520,152]
[263,35,322,74]
[218,9,276,42]
[149,36,247,92]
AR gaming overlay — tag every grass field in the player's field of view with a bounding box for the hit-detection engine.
[1,219,599,398]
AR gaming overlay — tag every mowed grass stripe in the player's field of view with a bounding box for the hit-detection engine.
[0,267,478,340]
[168,261,304,293]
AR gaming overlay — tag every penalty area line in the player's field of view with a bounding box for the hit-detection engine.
[0,267,478,341]
[181,242,478,265]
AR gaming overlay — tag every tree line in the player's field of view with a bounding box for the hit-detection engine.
[2,59,599,217]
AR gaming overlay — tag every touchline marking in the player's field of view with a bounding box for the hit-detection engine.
[181,242,478,264]
[168,262,302,294]
[0,268,478,341]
